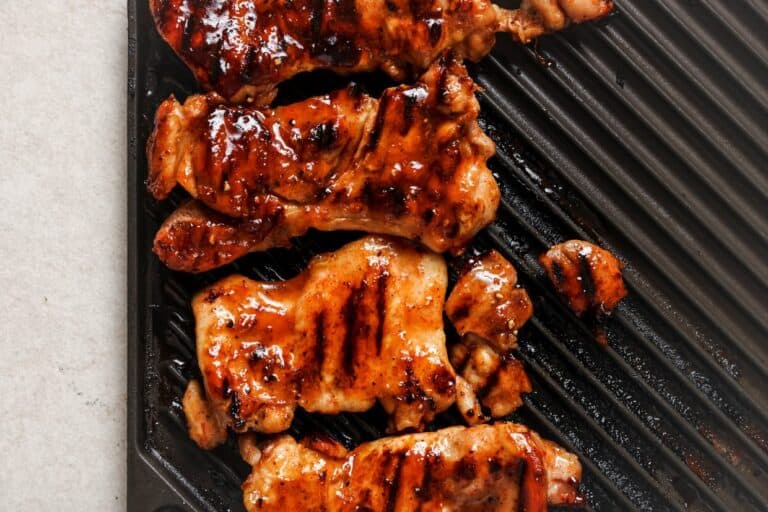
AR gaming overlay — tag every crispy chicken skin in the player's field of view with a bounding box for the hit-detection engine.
[182,236,532,449]
[150,0,612,103]
[150,55,499,272]
[446,251,534,418]
[539,240,627,318]
[238,423,582,511]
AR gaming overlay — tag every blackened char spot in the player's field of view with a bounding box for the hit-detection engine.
[239,46,256,83]
[310,0,324,43]
[426,18,443,46]
[204,287,224,303]
[341,282,368,377]
[401,87,426,135]
[449,302,470,321]
[458,457,477,480]
[550,260,564,286]
[415,453,438,506]
[375,272,389,354]
[383,451,406,512]
[179,6,195,53]
[578,253,596,304]
[335,0,360,21]
[430,367,455,395]
[367,94,391,151]
[229,389,245,430]
[309,121,339,148]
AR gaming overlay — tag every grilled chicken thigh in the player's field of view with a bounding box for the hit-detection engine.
[238,423,582,511]
[150,55,499,272]
[182,236,532,448]
[151,0,613,103]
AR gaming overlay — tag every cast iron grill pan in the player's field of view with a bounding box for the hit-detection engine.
[127,1,768,510]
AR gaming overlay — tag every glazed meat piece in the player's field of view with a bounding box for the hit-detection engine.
[150,55,499,272]
[447,250,534,350]
[182,236,530,449]
[238,423,583,511]
[539,240,627,318]
[446,250,534,418]
[151,0,613,103]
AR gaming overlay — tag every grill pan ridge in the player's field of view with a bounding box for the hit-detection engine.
[127,1,768,510]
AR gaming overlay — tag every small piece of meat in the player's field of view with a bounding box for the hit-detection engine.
[182,236,528,449]
[539,239,628,317]
[150,55,499,272]
[446,250,534,351]
[182,379,227,449]
[240,423,583,512]
[446,251,534,419]
[151,0,614,103]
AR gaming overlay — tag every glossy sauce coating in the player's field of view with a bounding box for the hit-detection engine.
[183,236,525,449]
[446,250,534,351]
[539,240,627,317]
[446,251,533,419]
[150,0,613,102]
[239,423,583,511]
[151,55,499,272]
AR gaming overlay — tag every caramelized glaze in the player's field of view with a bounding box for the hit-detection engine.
[151,55,499,272]
[182,236,532,448]
[239,423,583,511]
[150,0,613,102]
[539,240,627,344]
[446,250,533,419]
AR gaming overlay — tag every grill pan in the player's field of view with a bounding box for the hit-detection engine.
[127,1,768,510]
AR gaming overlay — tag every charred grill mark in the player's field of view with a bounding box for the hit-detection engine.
[180,9,195,54]
[383,452,407,512]
[374,272,389,355]
[430,367,455,395]
[341,281,368,377]
[414,452,437,507]
[310,0,325,46]
[401,88,424,135]
[229,388,245,430]
[551,260,564,286]
[336,0,360,21]
[449,302,470,321]
[425,18,443,46]
[436,58,450,104]
[309,121,339,149]
[517,458,532,512]
[578,253,596,303]
[239,46,256,83]
[366,94,391,151]
[457,456,477,480]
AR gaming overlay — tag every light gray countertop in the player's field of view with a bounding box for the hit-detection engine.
[0,1,127,509]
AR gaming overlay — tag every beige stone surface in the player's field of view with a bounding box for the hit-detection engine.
[0,1,127,509]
